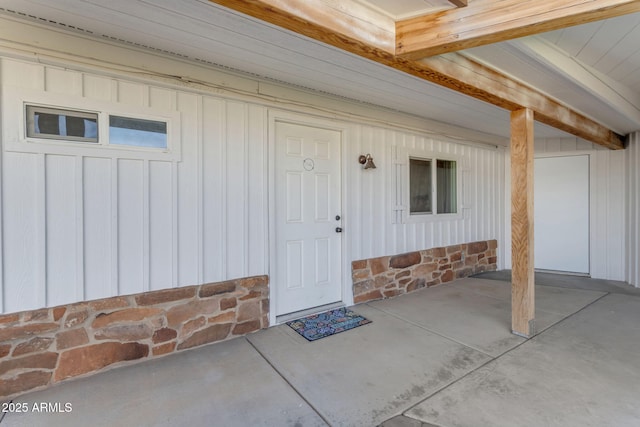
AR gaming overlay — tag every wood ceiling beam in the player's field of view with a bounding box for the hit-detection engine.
[420,53,625,149]
[506,38,640,125]
[209,0,624,150]
[448,0,468,7]
[396,0,640,59]
[218,0,396,54]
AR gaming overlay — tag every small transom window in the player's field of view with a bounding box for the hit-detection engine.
[26,105,98,143]
[109,115,167,149]
[25,104,170,151]
[18,98,180,161]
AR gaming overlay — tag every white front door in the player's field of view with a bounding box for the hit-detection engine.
[534,155,590,274]
[274,121,342,316]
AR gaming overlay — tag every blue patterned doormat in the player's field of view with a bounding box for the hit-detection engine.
[286,307,372,341]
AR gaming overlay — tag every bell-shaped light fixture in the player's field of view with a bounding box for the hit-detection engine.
[358,153,377,170]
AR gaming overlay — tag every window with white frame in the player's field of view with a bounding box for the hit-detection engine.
[26,105,99,143]
[409,158,433,214]
[401,151,460,222]
[109,115,167,149]
[18,100,180,161]
[26,104,169,149]
[436,159,457,214]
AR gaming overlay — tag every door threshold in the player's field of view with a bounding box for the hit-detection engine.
[535,269,591,278]
[276,301,345,324]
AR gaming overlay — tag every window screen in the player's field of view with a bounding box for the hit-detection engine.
[409,158,432,214]
[437,159,457,214]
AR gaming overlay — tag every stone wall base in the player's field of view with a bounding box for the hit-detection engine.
[352,240,497,303]
[0,275,268,399]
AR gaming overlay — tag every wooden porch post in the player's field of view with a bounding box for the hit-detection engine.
[511,108,535,337]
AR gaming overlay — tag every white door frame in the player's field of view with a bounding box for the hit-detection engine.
[267,110,353,325]
[534,152,592,275]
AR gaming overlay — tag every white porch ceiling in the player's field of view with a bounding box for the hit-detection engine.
[1,0,639,143]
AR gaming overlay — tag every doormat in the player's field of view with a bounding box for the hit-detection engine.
[286,307,372,341]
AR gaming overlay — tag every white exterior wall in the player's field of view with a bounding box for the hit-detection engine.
[503,137,627,281]
[0,52,506,314]
[0,57,270,313]
[346,125,505,262]
[626,132,640,287]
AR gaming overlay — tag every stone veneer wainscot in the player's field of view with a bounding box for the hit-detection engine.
[352,240,497,303]
[0,275,268,399]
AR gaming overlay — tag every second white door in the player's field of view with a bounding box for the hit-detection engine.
[534,155,590,274]
[274,121,343,316]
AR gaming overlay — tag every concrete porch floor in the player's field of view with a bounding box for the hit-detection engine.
[2,273,640,427]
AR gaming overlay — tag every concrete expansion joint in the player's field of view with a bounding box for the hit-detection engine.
[244,337,331,426]
[365,301,495,359]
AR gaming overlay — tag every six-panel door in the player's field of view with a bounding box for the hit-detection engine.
[275,121,342,316]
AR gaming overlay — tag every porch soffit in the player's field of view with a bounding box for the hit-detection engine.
[209,0,633,150]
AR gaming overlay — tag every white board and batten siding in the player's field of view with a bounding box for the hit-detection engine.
[0,55,506,315]
[346,126,505,263]
[0,57,268,314]
[503,137,628,282]
[627,132,640,287]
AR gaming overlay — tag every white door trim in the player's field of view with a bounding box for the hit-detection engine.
[267,110,353,325]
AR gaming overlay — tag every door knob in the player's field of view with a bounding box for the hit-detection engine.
[335,227,343,233]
